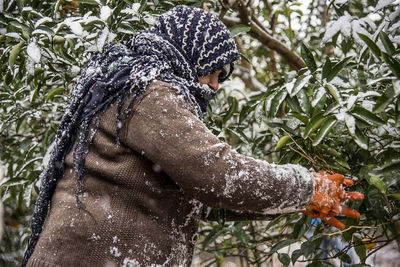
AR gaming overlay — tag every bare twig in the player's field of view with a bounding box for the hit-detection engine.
[322,223,390,237]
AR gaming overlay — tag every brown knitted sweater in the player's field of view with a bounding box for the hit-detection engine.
[27,81,314,267]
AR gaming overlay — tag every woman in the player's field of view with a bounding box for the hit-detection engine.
[23,5,363,267]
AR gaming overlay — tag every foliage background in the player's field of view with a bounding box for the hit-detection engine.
[0,0,399,266]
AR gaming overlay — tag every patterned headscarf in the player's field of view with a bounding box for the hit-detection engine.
[22,5,240,265]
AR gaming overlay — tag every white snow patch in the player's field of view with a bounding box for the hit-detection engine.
[110,246,121,257]
[152,164,162,173]
[330,77,350,88]
[344,113,356,135]
[34,17,53,28]
[311,87,326,107]
[144,15,156,25]
[100,6,112,21]
[346,95,357,110]
[70,65,80,76]
[122,258,140,267]
[394,80,400,96]
[333,0,348,5]
[375,0,395,10]
[66,21,83,36]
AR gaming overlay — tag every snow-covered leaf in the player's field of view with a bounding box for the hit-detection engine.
[100,6,112,21]
[312,117,336,146]
[353,127,368,150]
[27,42,41,63]
[303,113,325,139]
[289,74,312,96]
[375,0,395,11]
[351,106,385,126]
[230,24,251,37]
[300,44,317,72]
[66,21,83,36]
[326,84,342,105]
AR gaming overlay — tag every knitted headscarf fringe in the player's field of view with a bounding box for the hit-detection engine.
[22,5,240,266]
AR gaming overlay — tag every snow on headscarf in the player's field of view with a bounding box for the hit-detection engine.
[22,5,240,265]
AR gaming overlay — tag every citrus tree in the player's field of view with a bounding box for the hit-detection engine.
[0,0,399,266]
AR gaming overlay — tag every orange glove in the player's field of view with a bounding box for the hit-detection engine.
[302,171,364,230]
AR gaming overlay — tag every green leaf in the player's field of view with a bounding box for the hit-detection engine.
[0,178,29,187]
[45,87,64,102]
[395,98,400,127]
[9,41,24,68]
[296,88,310,115]
[202,227,224,250]
[341,38,353,54]
[276,135,292,151]
[353,127,368,150]
[269,90,287,117]
[358,33,381,58]
[267,122,296,135]
[379,31,395,56]
[367,188,387,218]
[4,70,13,85]
[336,156,350,169]
[325,84,341,104]
[213,209,226,226]
[289,74,312,96]
[269,239,298,254]
[351,106,385,126]
[341,254,352,264]
[223,97,239,123]
[327,56,353,82]
[291,249,302,264]
[291,112,308,124]
[354,236,366,261]
[300,43,317,72]
[373,85,395,113]
[23,183,33,208]
[368,175,387,193]
[74,0,99,4]
[300,239,316,257]
[278,253,291,266]
[293,215,310,239]
[303,113,325,139]
[388,193,400,200]
[319,144,341,157]
[229,24,251,37]
[285,95,302,114]
[325,101,340,114]
[322,57,332,80]
[53,35,66,44]
[312,93,327,115]
[239,102,258,122]
[232,223,250,244]
[378,161,400,174]
[139,0,147,13]
[312,117,336,146]
[381,52,400,79]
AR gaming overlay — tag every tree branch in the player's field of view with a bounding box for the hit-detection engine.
[221,16,306,70]
[234,66,268,92]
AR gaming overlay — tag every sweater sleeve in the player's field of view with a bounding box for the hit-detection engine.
[123,81,314,214]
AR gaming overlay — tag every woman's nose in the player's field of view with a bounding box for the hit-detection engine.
[208,79,219,91]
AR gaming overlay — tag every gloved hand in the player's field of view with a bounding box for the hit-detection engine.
[302,171,364,230]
